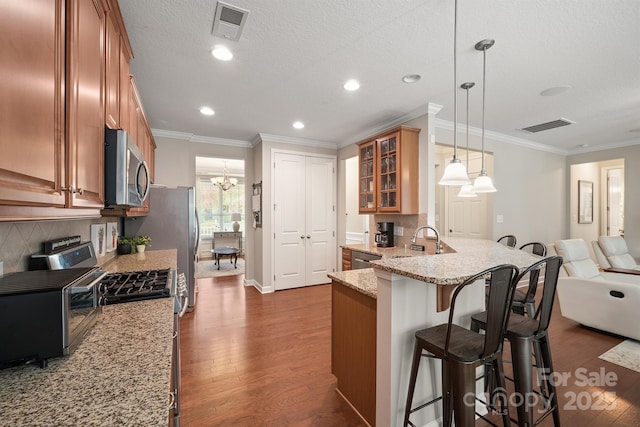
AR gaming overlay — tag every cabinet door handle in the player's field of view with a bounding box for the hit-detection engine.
[306,235,311,239]
[62,186,84,195]
[300,235,305,239]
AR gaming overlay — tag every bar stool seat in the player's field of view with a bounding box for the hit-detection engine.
[403,264,520,427]
[471,256,563,427]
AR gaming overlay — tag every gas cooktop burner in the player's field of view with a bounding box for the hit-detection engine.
[100,269,172,305]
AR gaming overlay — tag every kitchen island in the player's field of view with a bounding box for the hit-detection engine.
[334,238,541,427]
[0,250,177,427]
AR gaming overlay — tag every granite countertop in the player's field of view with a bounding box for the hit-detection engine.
[342,243,442,259]
[0,249,177,427]
[329,268,378,298]
[102,249,178,273]
[370,237,541,285]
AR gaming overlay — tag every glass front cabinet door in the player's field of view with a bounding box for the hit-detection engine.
[357,126,420,214]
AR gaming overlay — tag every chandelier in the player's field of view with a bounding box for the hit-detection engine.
[211,164,238,191]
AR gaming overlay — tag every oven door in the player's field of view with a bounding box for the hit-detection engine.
[63,270,106,355]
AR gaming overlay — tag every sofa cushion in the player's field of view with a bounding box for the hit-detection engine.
[598,236,639,269]
[555,239,601,278]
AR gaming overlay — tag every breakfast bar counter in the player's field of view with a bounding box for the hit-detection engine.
[0,250,177,427]
[337,238,541,426]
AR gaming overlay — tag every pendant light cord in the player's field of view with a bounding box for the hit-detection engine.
[481,46,486,173]
[466,85,470,169]
[453,0,458,160]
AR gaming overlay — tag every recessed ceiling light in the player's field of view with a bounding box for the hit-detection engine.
[200,106,215,116]
[292,121,304,129]
[211,45,233,61]
[402,74,421,83]
[343,79,360,91]
[579,144,589,148]
[540,85,571,96]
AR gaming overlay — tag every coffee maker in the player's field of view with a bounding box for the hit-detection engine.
[375,222,394,247]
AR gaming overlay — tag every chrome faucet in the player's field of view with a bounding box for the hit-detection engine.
[411,225,442,254]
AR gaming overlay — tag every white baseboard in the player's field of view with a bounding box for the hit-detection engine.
[243,278,273,293]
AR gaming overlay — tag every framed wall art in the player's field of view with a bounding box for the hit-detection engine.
[578,180,593,224]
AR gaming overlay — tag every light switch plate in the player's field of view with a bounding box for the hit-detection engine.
[496,214,504,224]
[0,261,3,277]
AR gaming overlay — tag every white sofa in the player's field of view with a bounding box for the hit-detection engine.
[596,236,640,271]
[554,238,640,341]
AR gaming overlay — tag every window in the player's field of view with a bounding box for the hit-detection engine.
[196,176,245,235]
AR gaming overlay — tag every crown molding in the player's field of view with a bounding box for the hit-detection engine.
[151,129,253,148]
[340,103,441,148]
[257,133,337,149]
[433,118,569,155]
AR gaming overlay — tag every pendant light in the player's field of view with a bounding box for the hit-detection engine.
[473,39,497,193]
[438,0,471,186]
[457,82,477,197]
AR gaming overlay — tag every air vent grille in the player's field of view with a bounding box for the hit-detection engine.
[212,1,249,41]
[520,118,575,133]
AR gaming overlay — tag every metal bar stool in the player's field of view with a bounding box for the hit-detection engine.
[471,256,563,427]
[512,242,548,317]
[403,264,520,427]
[497,235,517,248]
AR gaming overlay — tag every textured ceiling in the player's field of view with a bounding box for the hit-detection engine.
[119,0,640,153]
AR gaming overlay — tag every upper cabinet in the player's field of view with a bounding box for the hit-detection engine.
[358,126,420,214]
[66,0,106,209]
[0,0,154,221]
[0,1,67,209]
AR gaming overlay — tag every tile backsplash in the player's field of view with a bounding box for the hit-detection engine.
[0,218,119,275]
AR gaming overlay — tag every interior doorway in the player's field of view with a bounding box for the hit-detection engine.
[435,145,493,239]
[194,156,246,278]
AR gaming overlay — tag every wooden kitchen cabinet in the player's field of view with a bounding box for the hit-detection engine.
[0,0,107,218]
[357,125,420,214]
[65,0,106,209]
[342,248,352,271]
[0,1,67,209]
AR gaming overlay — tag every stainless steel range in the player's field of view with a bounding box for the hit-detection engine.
[100,268,172,305]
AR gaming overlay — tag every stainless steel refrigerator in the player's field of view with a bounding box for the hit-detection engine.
[125,186,199,308]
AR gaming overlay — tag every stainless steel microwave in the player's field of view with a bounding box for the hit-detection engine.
[104,128,150,208]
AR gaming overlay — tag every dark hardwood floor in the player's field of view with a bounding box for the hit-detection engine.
[181,275,640,426]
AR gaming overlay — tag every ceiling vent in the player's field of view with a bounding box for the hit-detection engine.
[520,118,575,133]
[212,1,249,41]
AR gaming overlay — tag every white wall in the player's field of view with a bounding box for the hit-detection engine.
[152,135,256,280]
[429,124,567,247]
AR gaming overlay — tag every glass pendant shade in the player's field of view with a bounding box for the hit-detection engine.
[457,184,477,197]
[473,172,497,193]
[439,159,471,186]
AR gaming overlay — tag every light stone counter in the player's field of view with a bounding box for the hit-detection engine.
[370,237,540,285]
[102,249,178,273]
[0,298,174,427]
[328,268,377,298]
[0,249,177,427]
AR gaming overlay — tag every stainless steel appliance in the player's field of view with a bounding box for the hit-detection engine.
[125,186,199,309]
[375,222,394,247]
[351,250,382,270]
[0,267,106,368]
[104,127,150,208]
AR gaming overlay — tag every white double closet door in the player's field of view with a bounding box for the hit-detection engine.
[273,152,336,291]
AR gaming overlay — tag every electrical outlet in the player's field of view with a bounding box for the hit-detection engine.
[394,226,403,236]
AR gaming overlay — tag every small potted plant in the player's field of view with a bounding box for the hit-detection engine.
[117,236,133,255]
[132,235,152,253]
